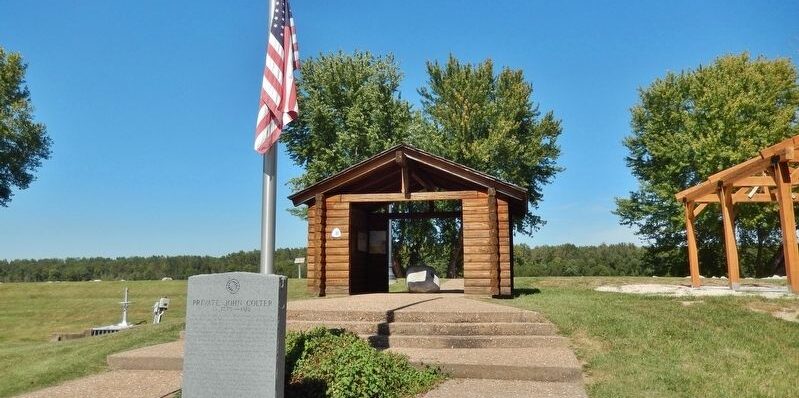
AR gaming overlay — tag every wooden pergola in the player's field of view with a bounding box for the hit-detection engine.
[289,144,527,297]
[675,136,799,294]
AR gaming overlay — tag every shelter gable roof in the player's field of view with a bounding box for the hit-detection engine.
[288,144,528,214]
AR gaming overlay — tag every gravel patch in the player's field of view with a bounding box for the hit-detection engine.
[595,284,793,299]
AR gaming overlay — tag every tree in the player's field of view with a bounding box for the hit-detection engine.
[282,51,415,193]
[417,55,562,234]
[415,56,562,276]
[0,47,51,206]
[615,54,799,277]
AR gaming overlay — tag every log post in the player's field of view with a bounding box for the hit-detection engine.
[683,201,701,288]
[773,161,799,294]
[487,188,500,296]
[718,184,740,289]
[314,193,326,296]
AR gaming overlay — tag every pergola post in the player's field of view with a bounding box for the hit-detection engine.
[718,184,741,289]
[774,162,799,294]
[683,201,701,288]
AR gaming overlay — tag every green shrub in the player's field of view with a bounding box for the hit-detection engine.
[285,328,444,398]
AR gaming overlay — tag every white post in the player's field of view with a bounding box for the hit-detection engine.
[120,287,130,326]
[260,0,278,275]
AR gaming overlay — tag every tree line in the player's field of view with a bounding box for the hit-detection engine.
[0,248,304,283]
[2,244,653,282]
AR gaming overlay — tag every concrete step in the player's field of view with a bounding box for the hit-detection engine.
[287,310,545,323]
[388,347,583,382]
[108,341,184,371]
[287,320,558,336]
[420,378,587,398]
[365,334,569,349]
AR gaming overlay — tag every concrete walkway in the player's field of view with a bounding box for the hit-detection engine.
[14,370,181,398]
[19,290,587,398]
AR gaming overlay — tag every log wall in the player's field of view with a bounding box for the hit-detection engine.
[307,191,513,297]
[324,197,351,295]
[462,191,503,296]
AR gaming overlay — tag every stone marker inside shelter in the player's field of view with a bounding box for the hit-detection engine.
[182,272,287,398]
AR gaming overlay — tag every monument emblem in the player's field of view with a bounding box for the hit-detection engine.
[226,278,240,294]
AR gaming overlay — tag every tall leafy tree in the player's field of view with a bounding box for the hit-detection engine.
[417,55,562,234]
[0,47,51,206]
[415,56,562,276]
[615,54,799,276]
[282,51,414,192]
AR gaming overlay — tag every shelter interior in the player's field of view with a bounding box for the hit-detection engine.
[289,144,528,297]
[676,135,799,294]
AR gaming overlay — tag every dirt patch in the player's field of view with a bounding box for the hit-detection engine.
[747,301,799,323]
[773,310,799,323]
[570,328,609,358]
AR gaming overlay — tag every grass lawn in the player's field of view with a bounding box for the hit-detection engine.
[0,278,312,398]
[499,277,799,398]
[2,276,797,397]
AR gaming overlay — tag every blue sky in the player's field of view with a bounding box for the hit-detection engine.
[1,1,797,260]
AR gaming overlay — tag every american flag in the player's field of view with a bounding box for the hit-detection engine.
[254,0,299,154]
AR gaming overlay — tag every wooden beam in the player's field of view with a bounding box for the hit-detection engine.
[396,152,411,198]
[708,156,773,189]
[290,157,396,205]
[774,162,799,294]
[790,166,799,184]
[718,185,741,289]
[338,191,478,203]
[694,193,720,203]
[411,171,435,191]
[693,203,708,218]
[386,211,461,220]
[677,156,774,202]
[684,201,701,288]
[349,169,399,193]
[696,191,799,204]
[758,136,798,159]
[731,176,776,187]
[404,152,527,203]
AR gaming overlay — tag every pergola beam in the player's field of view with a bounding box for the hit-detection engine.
[731,175,776,187]
[676,146,796,203]
[683,201,701,288]
[718,184,741,289]
[693,203,708,217]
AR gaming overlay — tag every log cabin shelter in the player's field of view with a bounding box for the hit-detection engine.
[675,135,799,294]
[288,144,527,297]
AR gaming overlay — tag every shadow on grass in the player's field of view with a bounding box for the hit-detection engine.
[512,287,542,297]
[285,379,328,398]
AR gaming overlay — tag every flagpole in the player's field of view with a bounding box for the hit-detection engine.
[260,146,277,274]
[260,0,277,275]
